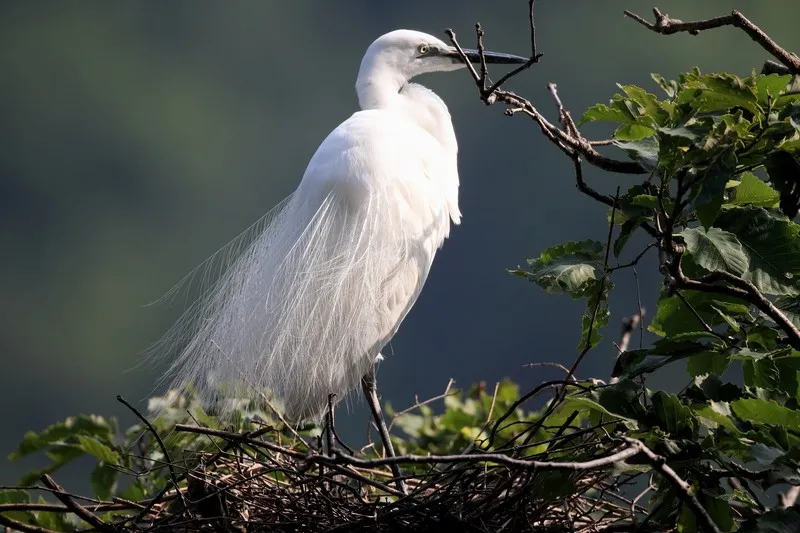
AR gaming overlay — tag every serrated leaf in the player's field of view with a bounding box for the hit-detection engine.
[581,103,629,124]
[731,172,780,207]
[677,71,759,114]
[682,226,749,275]
[716,206,800,295]
[731,398,800,429]
[521,240,604,296]
[618,84,671,126]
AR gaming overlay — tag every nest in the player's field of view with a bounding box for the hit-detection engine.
[0,380,670,533]
[123,426,643,533]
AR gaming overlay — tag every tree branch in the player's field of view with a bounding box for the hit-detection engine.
[40,475,111,531]
[623,438,721,533]
[624,8,800,74]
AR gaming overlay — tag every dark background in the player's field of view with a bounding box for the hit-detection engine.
[2,1,798,486]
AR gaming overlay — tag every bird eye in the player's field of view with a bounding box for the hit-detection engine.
[417,44,430,55]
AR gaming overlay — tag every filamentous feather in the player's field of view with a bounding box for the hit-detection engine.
[157,105,460,422]
[144,29,531,423]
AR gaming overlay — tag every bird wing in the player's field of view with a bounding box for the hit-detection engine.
[302,107,458,330]
[160,108,460,423]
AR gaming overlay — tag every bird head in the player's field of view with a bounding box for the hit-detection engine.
[359,29,528,82]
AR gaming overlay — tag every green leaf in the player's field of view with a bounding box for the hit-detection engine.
[687,351,731,378]
[618,84,671,126]
[739,350,800,398]
[755,74,794,104]
[731,172,780,207]
[677,71,759,114]
[775,296,800,330]
[581,103,629,124]
[649,291,749,337]
[652,391,695,437]
[91,464,117,500]
[694,150,737,228]
[694,401,740,432]
[579,277,612,351]
[594,379,646,421]
[615,123,656,142]
[716,206,800,295]
[681,226,749,275]
[0,489,34,523]
[652,73,679,98]
[739,506,800,533]
[613,219,638,257]
[731,398,800,429]
[9,415,114,461]
[75,435,120,464]
[614,139,659,171]
[519,240,604,296]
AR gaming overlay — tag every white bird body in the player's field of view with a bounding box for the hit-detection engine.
[158,30,526,423]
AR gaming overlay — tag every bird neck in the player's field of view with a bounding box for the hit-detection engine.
[356,71,457,155]
[355,67,406,110]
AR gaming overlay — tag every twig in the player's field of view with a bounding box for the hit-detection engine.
[40,475,110,531]
[388,378,456,431]
[563,186,620,386]
[0,514,60,533]
[624,8,800,74]
[623,438,721,533]
[314,444,641,472]
[670,260,800,350]
[117,395,188,508]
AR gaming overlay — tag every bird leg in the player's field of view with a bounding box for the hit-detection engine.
[361,371,407,494]
[323,393,354,455]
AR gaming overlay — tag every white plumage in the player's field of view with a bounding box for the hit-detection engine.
[156,30,526,423]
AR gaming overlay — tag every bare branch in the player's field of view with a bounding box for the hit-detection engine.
[624,8,800,74]
[40,475,111,531]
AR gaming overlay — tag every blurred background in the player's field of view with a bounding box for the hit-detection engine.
[2,0,798,486]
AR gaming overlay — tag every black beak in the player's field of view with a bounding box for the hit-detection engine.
[445,47,529,65]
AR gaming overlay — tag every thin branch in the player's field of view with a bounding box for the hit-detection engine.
[388,378,456,431]
[623,438,721,533]
[0,514,61,533]
[624,8,800,74]
[40,475,110,531]
[312,443,641,472]
[117,395,187,508]
[671,262,800,350]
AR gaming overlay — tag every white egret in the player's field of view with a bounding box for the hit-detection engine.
[157,29,526,491]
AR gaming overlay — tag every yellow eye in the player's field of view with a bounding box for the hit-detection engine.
[417,44,430,55]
